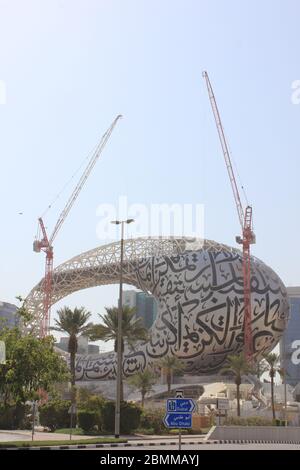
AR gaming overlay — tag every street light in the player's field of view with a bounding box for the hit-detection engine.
[111,218,134,438]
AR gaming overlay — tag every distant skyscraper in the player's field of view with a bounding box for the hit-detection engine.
[0,301,18,330]
[123,290,157,329]
[55,336,99,355]
[280,287,300,387]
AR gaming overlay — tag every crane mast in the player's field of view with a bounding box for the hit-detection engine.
[33,114,122,336]
[202,71,255,361]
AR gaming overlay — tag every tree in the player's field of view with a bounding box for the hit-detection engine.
[0,326,69,405]
[255,359,269,379]
[221,353,253,417]
[157,356,184,394]
[127,369,158,407]
[262,352,282,420]
[89,306,148,400]
[51,306,93,428]
[52,307,93,388]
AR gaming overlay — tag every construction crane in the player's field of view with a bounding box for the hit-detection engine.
[202,71,255,361]
[33,114,122,336]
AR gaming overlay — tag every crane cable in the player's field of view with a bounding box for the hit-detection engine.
[40,141,99,219]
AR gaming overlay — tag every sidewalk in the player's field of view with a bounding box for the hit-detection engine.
[0,430,94,441]
[132,433,206,440]
[0,430,206,442]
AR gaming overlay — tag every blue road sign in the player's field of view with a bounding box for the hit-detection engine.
[166,398,195,413]
[164,412,192,429]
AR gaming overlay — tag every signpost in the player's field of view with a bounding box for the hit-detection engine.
[164,391,195,450]
[68,404,77,440]
[164,412,192,428]
[217,398,230,410]
[31,401,37,441]
[166,398,195,413]
[216,398,229,425]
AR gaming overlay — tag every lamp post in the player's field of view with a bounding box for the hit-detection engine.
[283,329,287,425]
[111,218,134,438]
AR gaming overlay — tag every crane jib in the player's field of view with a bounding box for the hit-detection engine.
[34,114,122,336]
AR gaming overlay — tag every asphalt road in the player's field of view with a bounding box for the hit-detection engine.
[0,432,30,441]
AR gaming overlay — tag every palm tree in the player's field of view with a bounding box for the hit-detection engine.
[89,306,148,400]
[52,307,93,387]
[255,359,269,379]
[221,353,253,417]
[157,356,184,394]
[127,369,158,407]
[262,352,282,420]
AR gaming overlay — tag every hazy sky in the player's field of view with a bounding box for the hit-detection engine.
[0,0,299,349]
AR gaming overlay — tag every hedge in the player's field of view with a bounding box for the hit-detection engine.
[77,410,98,433]
[139,408,165,434]
[102,401,142,434]
[0,404,27,430]
[39,400,71,431]
[224,416,275,426]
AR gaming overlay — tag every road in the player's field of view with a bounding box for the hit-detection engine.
[1,431,299,450]
[0,432,30,442]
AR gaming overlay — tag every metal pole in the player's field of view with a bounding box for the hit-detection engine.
[70,405,73,440]
[178,429,181,451]
[115,221,124,438]
[283,330,287,425]
[31,401,36,441]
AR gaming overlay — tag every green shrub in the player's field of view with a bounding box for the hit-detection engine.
[78,410,98,433]
[275,418,286,426]
[139,408,165,434]
[102,401,142,434]
[0,404,26,430]
[77,389,105,411]
[224,416,274,426]
[39,400,71,431]
[76,389,105,430]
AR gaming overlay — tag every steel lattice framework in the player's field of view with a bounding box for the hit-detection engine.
[25,236,241,336]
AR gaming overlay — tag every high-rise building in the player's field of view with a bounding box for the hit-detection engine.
[0,301,19,330]
[123,290,157,329]
[55,336,99,355]
[280,286,300,387]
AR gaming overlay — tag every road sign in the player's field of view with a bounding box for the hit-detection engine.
[68,404,77,414]
[166,398,195,413]
[175,390,184,398]
[164,412,192,429]
[217,398,230,410]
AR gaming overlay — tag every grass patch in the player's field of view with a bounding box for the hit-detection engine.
[0,437,126,448]
[54,428,98,436]
[135,427,211,436]
[168,429,189,435]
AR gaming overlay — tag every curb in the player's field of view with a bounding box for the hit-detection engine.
[217,439,300,445]
[1,440,218,450]
[3,439,300,449]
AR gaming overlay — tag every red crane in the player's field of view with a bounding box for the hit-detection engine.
[33,115,122,336]
[202,71,255,361]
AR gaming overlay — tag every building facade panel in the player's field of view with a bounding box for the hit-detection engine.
[280,287,300,387]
